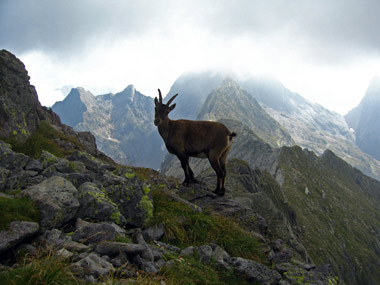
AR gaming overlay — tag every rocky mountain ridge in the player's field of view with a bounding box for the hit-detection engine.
[197,78,294,148]
[52,85,164,169]
[0,49,339,284]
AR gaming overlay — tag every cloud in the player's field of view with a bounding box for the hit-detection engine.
[1,0,380,114]
[0,0,163,55]
[2,0,380,60]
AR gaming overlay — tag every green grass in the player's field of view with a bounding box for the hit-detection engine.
[0,249,79,285]
[151,188,264,261]
[0,196,40,230]
[161,255,250,285]
[5,120,84,158]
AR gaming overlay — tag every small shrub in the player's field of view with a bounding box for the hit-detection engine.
[161,256,249,285]
[0,196,40,230]
[5,120,84,158]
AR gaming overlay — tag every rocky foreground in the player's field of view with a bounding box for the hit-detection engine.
[0,138,337,284]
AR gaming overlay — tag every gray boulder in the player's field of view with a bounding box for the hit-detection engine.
[228,257,282,283]
[0,141,30,172]
[95,241,146,257]
[142,223,165,242]
[132,228,154,262]
[71,219,117,245]
[22,176,79,230]
[196,245,213,264]
[0,221,39,254]
[72,253,115,278]
[76,182,127,227]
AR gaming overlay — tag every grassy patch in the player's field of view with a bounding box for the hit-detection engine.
[115,235,133,244]
[161,255,249,285]
[5,121,84,158]
[0,196,40,230]
[151,189,263,261]
[0,249,78,285]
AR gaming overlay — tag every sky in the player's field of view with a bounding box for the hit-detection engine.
[1,0,380,115]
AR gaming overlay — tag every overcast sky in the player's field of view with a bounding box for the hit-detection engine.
[1,0,380,114]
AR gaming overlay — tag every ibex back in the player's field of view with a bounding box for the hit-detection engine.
[154,89,236,196]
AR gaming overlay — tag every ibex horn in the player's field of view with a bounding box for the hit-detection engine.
[167,93,178,106]
[158,89,163,103]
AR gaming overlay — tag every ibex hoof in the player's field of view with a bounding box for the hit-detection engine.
[213,189,225,197]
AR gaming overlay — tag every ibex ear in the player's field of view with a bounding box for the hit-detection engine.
[154,97,158,106]
[169,103,176,112]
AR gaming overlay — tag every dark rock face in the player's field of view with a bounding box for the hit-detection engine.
[0,49,45,140]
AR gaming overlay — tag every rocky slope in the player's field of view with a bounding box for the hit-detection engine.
[345,76,380,160]
[0,50,338,284]
[161,119,380,284]
[241,76,380,181]
[197,78,294,148]
[52,85,164,169]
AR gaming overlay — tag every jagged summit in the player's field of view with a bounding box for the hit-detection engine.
[197,78,294,148]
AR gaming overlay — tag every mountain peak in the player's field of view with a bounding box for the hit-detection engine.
[220,77,239,87]
[364,76,380,102]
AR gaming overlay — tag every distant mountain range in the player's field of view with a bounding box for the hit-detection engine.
[345,76,380,161]
[52,86,164,169]
[52,71,380,181]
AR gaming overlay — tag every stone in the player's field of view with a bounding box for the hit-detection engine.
[142,223,165,242]
[57,248,74,259]
[196,245,212,263]
[22,176,79,230]
[110,252,129,267]
[132,228,154,262]
[103,179,154,228]
[64,241,90,253]
[210,244,230,269]
[228,257,282,283]
[154,241,181,253]
[0,221,39,254]
[25,159,43,172]
[61,173,93,189]
[268,239,293,264]
[16,243,38,256]
[71,219,117,245]
[75,182,127,227]
[0,167,11,190]
[0,144,30,171]
[72,253,115,278]
[180,246,195,257]
[95,241,146,257]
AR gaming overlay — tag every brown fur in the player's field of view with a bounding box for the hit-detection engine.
[154,89,236,196]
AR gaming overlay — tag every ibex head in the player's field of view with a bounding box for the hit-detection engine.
[154,89,178,126]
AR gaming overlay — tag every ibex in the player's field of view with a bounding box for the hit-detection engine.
[154,89,236,196]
